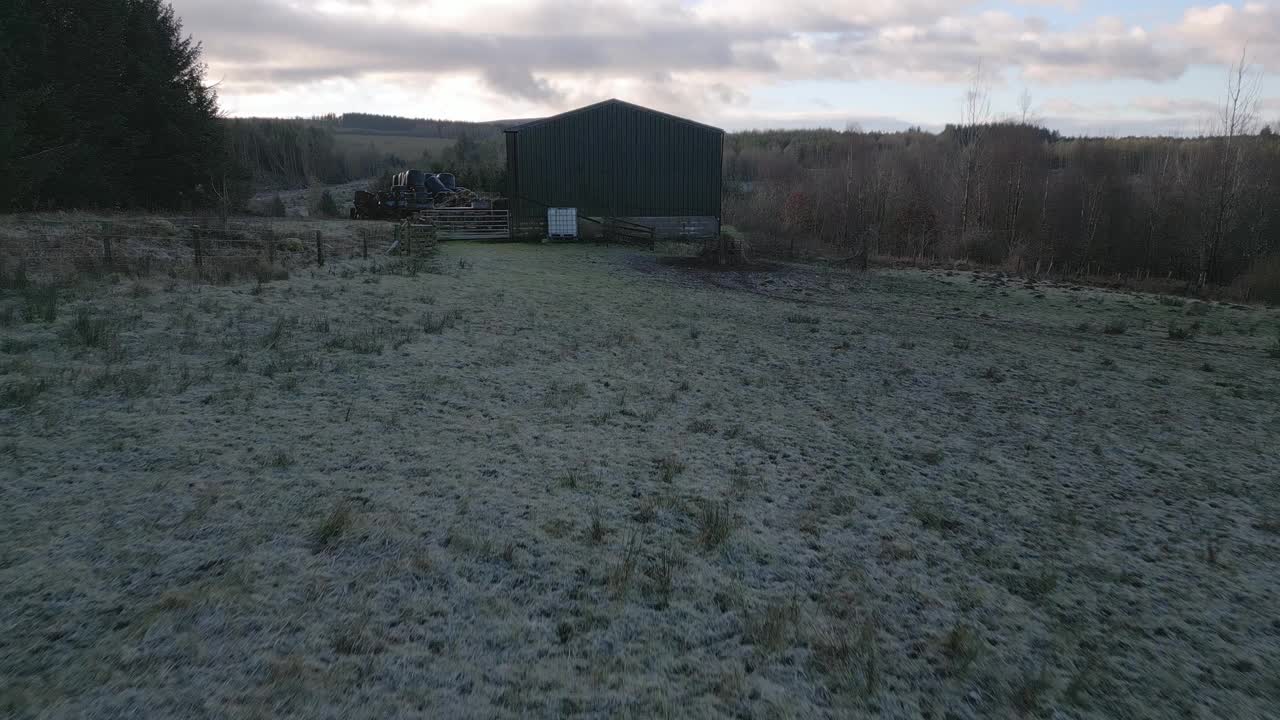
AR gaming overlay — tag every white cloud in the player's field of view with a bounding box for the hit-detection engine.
[170,0,1277,131]
[1173,2,1280,69]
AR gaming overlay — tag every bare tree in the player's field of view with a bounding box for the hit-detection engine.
[955,62,992,244]
[1018,88,1035,125]
[1200,46,1263,286]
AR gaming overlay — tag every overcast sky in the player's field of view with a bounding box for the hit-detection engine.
[172,0,1280,135]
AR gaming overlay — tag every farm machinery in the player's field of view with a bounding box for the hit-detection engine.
[350,170,502,220]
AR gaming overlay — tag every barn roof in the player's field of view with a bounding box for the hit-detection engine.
[504,98,724,135]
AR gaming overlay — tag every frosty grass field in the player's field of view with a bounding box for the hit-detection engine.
[2,238,1279,718]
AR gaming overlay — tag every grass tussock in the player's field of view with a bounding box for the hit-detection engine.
[941,623,982,676]
[588,507,609,545]
[687,418,718,434]
[313,502,353,551]
[86,367,153,398]
[326,329,384,355]
[656,455,685,483]
[642,556,676,609]
[695,501,733,550]
[1,337,37,354]
[1,379,48,409]
[261,316,293,349]
[743,600,799,655]
[910,499,963,533]
[65,307,117,349]
[421,309,461,334]
[786,314,821,325]
[1102,319,1128,335]
[605,534,642,601]
[811,620,879,698]
[23,286,59,323]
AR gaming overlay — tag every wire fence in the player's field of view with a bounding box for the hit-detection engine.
[0,217,408,283]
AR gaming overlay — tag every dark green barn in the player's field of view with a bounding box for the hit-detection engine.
[504,99,723,240]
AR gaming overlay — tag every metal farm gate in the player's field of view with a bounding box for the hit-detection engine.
[414,209,510,240]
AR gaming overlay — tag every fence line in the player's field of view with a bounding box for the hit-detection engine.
[1,219,406,281]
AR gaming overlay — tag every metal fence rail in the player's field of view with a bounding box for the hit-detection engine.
[414,209,510,240]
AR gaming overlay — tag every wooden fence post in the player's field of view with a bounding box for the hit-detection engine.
[193,227,203,267]
[362,235,368,260]
[315,230,324,266]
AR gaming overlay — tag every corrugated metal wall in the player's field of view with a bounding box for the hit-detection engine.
[505,100,723,223]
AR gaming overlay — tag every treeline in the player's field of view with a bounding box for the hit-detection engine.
[321,113,507,139]
[1,0,228,211]
[422,133,506,191]
[725,124,1280,292]
[224,119,407,189]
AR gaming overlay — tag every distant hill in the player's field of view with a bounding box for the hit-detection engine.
[324,113,513,139]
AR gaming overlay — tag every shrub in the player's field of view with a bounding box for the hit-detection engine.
[269,194,287,217]
[1167,323,1196,341]
[1103,320,1128,335]
[316,190,340,218]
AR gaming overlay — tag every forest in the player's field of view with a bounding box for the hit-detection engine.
[723,65,1280,297]
[0,0,228,211]
[222,119,507,198]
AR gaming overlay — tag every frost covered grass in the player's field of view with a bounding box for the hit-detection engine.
[1,242,1279,718]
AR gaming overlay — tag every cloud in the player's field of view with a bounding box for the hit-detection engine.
[170,0,1276,130]
[1174,2,1280,70]
[482,68,564,104]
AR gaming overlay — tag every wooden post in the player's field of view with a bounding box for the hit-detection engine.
[405,224,412,257]
[267,228,276,265]
[315,230,324,266]
[193,227,203,267]
[362,235,368,260]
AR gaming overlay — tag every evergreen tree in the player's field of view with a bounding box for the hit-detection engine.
[0,0,226,210]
